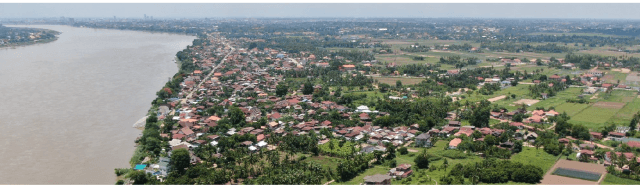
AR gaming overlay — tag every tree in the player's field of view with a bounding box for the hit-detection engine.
[484,134,498,146]
[373,150,384,164]
[276,84,288,97]
[511,165,544,184]
[144,137,162,156]
[170,148,191,174]
[398,147,409,155]
[385,143,397,160]
[469,100,491,127]
[303,81,314,95]
[471,131,483,139]
[579,153,589,162]
[563,143,573,159]
[513,140,523,153]
[442,158,449,171]
[414,149,430,169]
[127,170,151,185]
[248,42,257,50]
[512,113,524,122]
[396,80,403,88]
[228,106,246,127]
[379,83,391,92]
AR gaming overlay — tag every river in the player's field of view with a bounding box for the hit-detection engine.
[0,25,195,184]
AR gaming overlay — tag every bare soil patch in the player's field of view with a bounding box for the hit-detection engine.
[593,101,625,109]
[602,74,615,82]
[488,95,506,103]
[627,72,640,82]
[621,68,631,73]
[513,99,540,106]
[540,159,606,185]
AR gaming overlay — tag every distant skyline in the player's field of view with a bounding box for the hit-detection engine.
[2,4,640,20]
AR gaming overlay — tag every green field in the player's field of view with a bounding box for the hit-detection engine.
[510,147,560,174]
[528,32,618,37]
[602,173,640,185]
[569,106,621,130]
[530,87,590,110]
[607,98,640,126]
[600,90,637,103]
[333,165,391,185]
[553,103,591,117]
[459,84,531,105]
[375,54,440,66]
[603,71,629,83]
[302,155,341,170]
[375,77,426,86]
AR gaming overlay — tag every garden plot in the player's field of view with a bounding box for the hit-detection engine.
[592,102,625,109]
[552,168,602,182]
[540,159,606,185]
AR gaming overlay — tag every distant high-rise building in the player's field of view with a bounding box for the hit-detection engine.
[144,14,147,19]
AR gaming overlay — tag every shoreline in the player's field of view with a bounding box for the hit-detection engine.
[0,37,59,49]
[0,25,61,49]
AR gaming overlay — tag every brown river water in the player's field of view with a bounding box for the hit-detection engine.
[0,25,195,184]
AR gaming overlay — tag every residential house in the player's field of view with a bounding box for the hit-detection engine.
[388,164,413,179]
[415,133,432,147]
[363,174,392,185]
[449,138,462,149]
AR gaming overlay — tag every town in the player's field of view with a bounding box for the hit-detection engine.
[38,17,638,185]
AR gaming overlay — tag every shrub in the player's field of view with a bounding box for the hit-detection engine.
[440,150,468,159]
[398,147,409,155]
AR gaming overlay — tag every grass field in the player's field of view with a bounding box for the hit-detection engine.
[569,105,621,130]
[375,54,440,66]
[333,165,390,185]
[302,155,341,170]
[375,77,426,86]
[510,147,560,174]
[601,173,640,185]
[553,103,592,117]
[600,90,637,103]
[530,87,589,110]
[603,71,629,83]
[459,84,531,105]
[607,98,640,126]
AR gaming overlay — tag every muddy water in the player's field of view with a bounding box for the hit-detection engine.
[0,25,194,184]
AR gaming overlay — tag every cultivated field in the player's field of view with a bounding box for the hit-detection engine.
[375,77,426,86]
[540,159,606,185]
[592,101,626,109]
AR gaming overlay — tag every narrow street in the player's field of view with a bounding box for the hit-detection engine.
[170,40,235,116]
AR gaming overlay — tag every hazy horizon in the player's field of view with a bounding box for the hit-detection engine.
[2,3,640,20]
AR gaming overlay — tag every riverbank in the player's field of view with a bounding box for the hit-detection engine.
[0,26,61,49]
[0,37,59,49]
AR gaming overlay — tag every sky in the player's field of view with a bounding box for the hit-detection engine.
[2,3,640,19]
